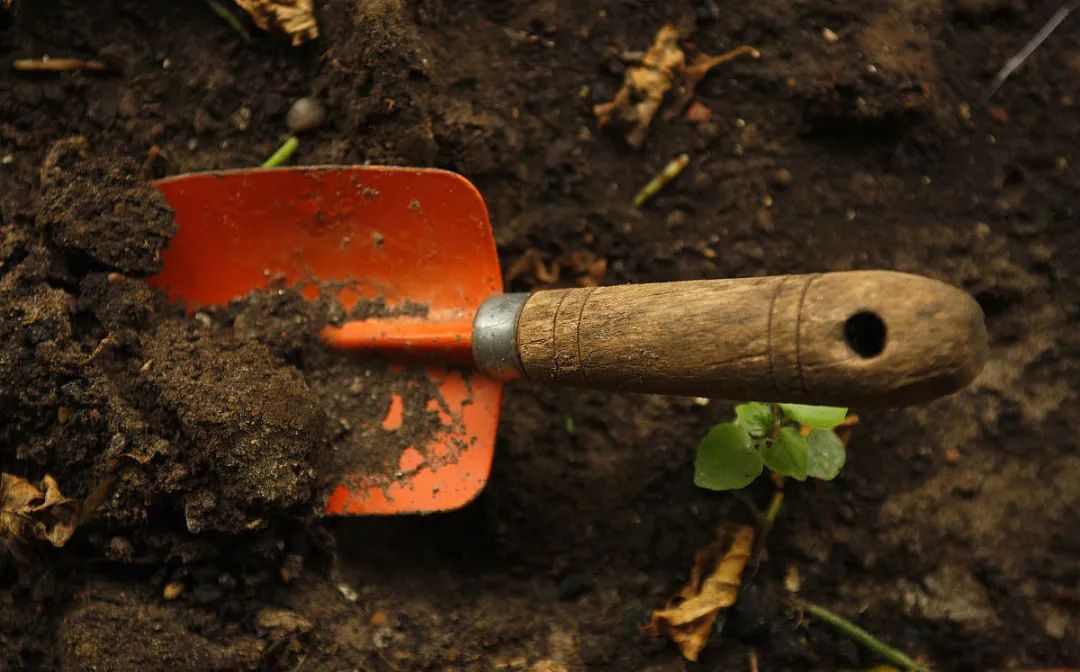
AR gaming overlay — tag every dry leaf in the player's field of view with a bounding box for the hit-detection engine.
[645,525,754,661]
[594,24,684,147]
[1,473,80,548]
[233,0,318,45]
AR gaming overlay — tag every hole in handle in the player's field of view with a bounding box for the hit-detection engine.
[844,311,887,358]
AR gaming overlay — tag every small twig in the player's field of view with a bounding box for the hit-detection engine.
[290,654,308,672]
[80,333,115,366]
[788,598,933,672]
[631,153,690,208]
[979,1,1077,106]
[13,58,107,73]
[262,136,299,168]
[667,45,761,119]
[205,0,252,43]
[748,648,760,672]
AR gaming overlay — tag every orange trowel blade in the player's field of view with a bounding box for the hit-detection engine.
[150,167,503,515]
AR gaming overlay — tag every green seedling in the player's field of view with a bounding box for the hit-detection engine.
[694,402,848,491]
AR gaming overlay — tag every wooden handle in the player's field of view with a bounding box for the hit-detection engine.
[514,271,988,407]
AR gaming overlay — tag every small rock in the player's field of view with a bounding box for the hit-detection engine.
[336,582,358,602]
[783,564,801,593]
[163,581,184,600]
[944,447,961,464]
[286,97,327,133]
[231,106,252,132]
[822,27,840,43]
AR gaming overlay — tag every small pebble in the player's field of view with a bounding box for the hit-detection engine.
[822,27,840,43]
[783,564,801,592]
[163,581,185,600]
[286,97,327,133]
[337,582,359,602]
[944,447,961,464]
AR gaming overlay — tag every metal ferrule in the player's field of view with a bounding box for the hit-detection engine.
[472,293,528,381]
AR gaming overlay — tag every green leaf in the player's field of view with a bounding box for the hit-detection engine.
[735,402,775,438]
[807,429,846,480]
[778,404,848,429]
[762,427,808,480]
[694,423,763,491]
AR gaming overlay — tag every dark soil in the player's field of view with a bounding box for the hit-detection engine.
[2,1,1078,671]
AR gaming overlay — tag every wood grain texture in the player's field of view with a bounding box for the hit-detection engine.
[515,271,988,407]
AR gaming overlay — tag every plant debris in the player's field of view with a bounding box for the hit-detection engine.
[645,525,755,661]
[594,24,684,147]
[631,153,690,207]
[12,58,107,72]
[790,598,933,672]
[506,249,608,287]
[0,473,80,548]
[594,24,758,146]
[206,0,253,43]
[263,136,299,167]
[666,45,760,120]
[233,0,317,45]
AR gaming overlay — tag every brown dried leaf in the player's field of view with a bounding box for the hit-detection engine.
[1,473,80,547]
[645,525,754,661]
[594,24,685,147]
[233,0,318,45]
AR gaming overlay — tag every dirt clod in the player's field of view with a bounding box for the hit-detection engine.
[37,149,175,275]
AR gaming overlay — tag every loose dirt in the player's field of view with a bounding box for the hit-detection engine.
[2,1,1077,670]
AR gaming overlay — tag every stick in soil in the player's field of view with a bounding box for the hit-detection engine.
[979,1,1077,105]
[788,598,933,672]
[206,0,252,43]
[13,58,107,72]
[262,136,299,168]
[631,153,690,208]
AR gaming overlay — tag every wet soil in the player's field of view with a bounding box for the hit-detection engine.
[2,1,1079,671]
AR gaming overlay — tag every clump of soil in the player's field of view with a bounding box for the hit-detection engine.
[36,138,175,275]
[140,320,323,533]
